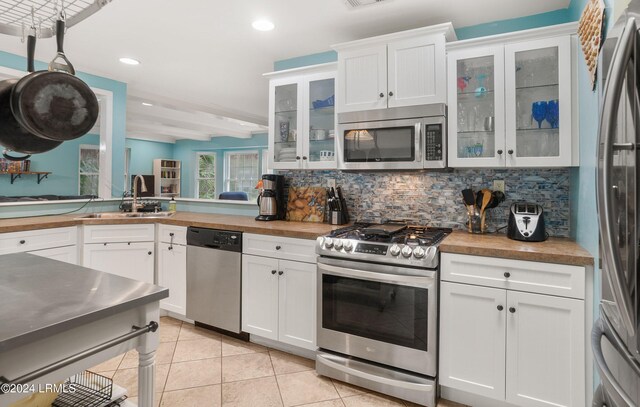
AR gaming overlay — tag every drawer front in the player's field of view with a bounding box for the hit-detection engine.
[441,253,585,299]
[158,224,187,245]
[243,233,316,263]
[83,224,155,244]
[0,227,78,255]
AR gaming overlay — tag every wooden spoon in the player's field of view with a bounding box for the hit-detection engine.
[479,188,492,232]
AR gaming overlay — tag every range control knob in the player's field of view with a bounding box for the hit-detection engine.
[401,245,413,258]
[389,244,401,256]
[324,237,334,249]
[334,239,344,250]
[343,240,354,251]
[413,246,426,259]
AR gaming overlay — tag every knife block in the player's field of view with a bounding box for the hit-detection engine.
[329,210,347,225]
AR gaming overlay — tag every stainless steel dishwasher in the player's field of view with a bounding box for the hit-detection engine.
[186,227,242,333]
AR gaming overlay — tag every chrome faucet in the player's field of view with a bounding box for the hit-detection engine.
[132,174,148,213]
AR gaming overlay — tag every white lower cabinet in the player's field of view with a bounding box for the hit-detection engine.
[157,241,187,315]
[440,253,585,407]
[83,242,155,283]
[440,282,506,400]
[242,253,316,350]
[28,245,78,265]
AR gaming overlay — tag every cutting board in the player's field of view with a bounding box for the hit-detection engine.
[287,187,326,222]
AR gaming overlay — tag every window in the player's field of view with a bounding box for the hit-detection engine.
[262,149,270,175]
[79,145,99,196]
[224,150,260,200]
[196,152,216,199]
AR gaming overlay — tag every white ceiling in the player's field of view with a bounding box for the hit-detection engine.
[0,0,570,142]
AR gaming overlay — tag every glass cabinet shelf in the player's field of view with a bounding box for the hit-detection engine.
[457,130,495,134]
[516,127,559,132]
[275,109,298,115]
[457,90,495,96]
[516,83,558,91]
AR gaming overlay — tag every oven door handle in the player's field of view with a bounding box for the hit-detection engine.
[415,121,422,162]
[318,262,433,289]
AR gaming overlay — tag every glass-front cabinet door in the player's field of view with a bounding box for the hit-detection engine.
[305,73,336,169]
[447,46,505,167]
[270,79,303,169]
[505,37,572,167]
[268,68,336,170]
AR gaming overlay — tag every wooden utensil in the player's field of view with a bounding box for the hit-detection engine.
[461,189,476,233]
[479,188,492,232]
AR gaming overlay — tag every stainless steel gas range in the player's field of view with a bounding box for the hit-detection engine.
[315,222,450,407]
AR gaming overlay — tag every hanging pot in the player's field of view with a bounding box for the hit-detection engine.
[10,19,99,142]
[0,40,62,159]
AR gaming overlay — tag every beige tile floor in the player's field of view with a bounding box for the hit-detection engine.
[90,317,467,407]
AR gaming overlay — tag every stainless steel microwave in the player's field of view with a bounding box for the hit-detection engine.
[337,104,447,170]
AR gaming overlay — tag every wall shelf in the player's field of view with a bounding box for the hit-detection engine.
[0,171,51,184]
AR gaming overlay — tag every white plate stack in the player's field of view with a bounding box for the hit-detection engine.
[278,147,297,161]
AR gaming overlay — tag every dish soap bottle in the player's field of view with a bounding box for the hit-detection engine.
[168,197,177,212]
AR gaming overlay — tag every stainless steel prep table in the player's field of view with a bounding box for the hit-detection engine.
[0,253,168,407]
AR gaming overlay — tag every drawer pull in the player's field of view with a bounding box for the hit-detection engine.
[19,240,25,244]
[278,271,284,276]
[509,307,516,313]
[497,305,504,311]
[504,272,511,278]
[148,251,152,255]
[271,270,277,275]
[275,245,282,250]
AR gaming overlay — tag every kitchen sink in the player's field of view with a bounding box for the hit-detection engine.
[77,212,175,219]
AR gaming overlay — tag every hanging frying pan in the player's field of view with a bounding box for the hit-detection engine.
[10,18,99,142]
[0,34,62,160]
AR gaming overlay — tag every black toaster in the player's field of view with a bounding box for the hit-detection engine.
[507,203,547,242]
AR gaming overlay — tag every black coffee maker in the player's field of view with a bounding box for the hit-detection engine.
[256,174,285,221]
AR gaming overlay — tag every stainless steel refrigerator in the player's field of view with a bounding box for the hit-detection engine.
[594,1,640,405]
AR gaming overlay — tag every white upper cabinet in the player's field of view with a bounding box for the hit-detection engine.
[447,24,578,168]
[504,36,573,167]
[265,63,337,170]
[337,45,388,112]
[448,46,506,167]
[387,35,446,108]
[334,24,454,113]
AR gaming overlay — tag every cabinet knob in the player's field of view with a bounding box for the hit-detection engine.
[19,240,25,244]
[379,92,384,98]
[497,149,503,155]
[271,270,277,275]
[275,245,282,250]
[169,233,174,237]
[103,242,108,246]
[504,272,511,278]
[302,156,308,160]
[168,246,173,250]
[296,156,301,160]
[509,307,516,313]
[388,91,394,97]
[148,251,153,255]
[278,271,284,276]
[128,242,131,245]
[497,305,504,311]
[508,149,514,155]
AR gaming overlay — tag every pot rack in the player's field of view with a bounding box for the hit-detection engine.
[0,0,112,38]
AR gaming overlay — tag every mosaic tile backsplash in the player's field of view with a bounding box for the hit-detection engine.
[279,168,571,237]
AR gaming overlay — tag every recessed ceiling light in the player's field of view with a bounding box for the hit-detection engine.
[119,57,140,65]
[142,102,153,106]
[252,19,274,31]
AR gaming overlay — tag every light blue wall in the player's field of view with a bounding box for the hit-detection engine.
[173,134,268,198]
[125,138,174,176]
[0,50,128,199]
[455,9,571,39]
[274,51,338,71]
[0,133,99,196]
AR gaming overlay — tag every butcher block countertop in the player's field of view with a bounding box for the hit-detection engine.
[0,214,593,264]
[440,230,594,267]
[0,212,343,240]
